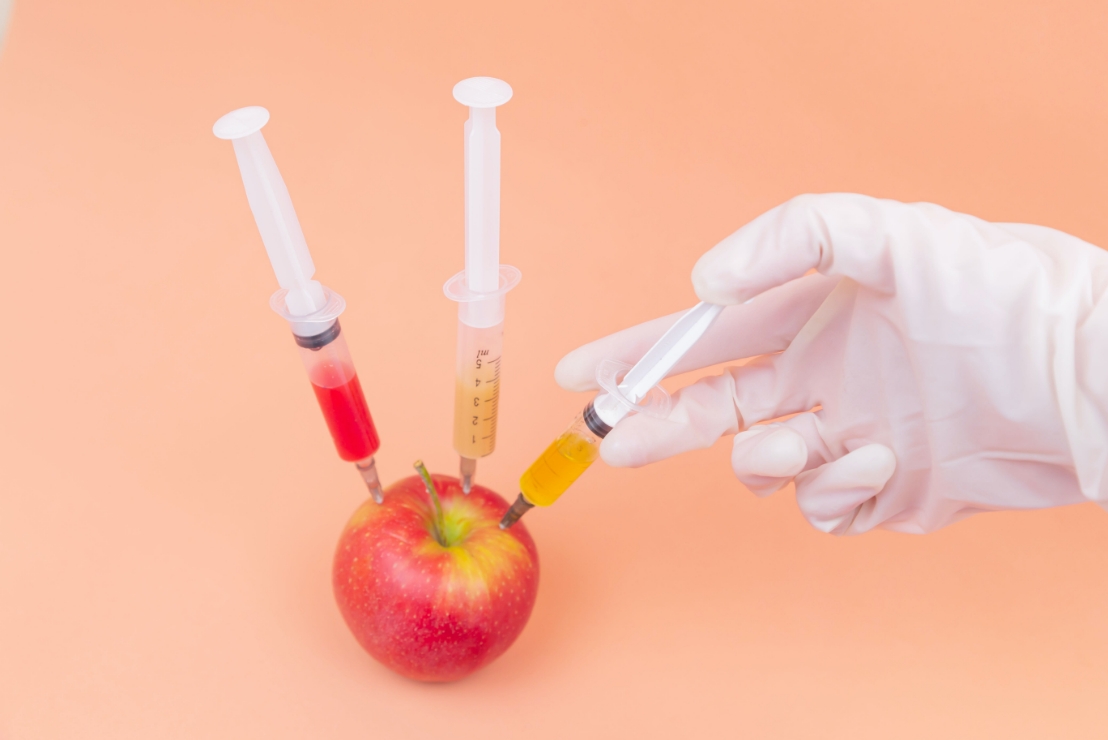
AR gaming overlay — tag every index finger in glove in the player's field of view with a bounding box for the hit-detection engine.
[693,193,930,305]
[555,272,838,393]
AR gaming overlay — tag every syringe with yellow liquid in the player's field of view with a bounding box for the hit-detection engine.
[501,301,725,528]
[444,77,520,493]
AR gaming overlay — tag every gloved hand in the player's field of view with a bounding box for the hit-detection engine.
[556,194,1108,534]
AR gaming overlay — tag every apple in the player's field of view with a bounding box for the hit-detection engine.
[332,473,539,682]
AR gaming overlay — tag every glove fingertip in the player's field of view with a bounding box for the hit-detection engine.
[553,350,600,392]
[598,429,646,468]
[732,426,808,479]
[692,247,745,305]
[847,443,897,488]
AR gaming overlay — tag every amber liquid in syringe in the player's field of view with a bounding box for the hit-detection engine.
[453,322,504,459]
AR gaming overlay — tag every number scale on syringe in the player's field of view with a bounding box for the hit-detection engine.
[452,322,504,459]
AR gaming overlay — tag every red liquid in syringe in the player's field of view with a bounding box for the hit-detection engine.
[310,367,380,462]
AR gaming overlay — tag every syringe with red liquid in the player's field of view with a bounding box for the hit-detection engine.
[214,106,385,503]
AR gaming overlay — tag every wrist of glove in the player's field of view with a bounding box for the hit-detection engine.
[1071,272,1108,510]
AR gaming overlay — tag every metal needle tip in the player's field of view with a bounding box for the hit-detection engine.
[499,494,534,530]
[356,457,385,504]
[459,457,477,494]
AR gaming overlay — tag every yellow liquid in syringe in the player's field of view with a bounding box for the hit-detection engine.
[519,430,600,507]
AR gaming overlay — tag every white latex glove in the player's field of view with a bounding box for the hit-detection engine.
[556,194,1108,534]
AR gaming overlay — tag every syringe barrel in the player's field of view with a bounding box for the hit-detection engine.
[293,321,380,463]
[518,403,608,507]
[453,319,504,459]
[458,292,505,329]
[269,286,380,463]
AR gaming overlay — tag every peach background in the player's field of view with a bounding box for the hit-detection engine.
[1,0,1107,737]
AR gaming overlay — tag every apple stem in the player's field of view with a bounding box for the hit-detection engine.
[413,460,447,547]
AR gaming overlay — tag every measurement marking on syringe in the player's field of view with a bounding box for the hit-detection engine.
[453,332,505,459]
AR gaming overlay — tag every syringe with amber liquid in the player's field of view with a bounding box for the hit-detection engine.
[444,77,520,493]
[500,302,724,529]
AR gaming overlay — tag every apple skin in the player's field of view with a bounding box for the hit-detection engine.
[333,474,539,682]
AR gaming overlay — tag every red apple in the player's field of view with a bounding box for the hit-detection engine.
[332,473,539,682]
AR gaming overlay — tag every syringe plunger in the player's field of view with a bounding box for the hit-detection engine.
[463,106,501,297]
[213,106,325,322]
[453,77,514,329]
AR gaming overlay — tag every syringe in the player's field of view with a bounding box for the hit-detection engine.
[214,106,385,503]
[500,302,724,529]
[444,78,521,493]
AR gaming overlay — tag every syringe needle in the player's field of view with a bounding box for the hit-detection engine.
[356,457,385,504]
[459,456,477,494]
[499,494,534,530]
